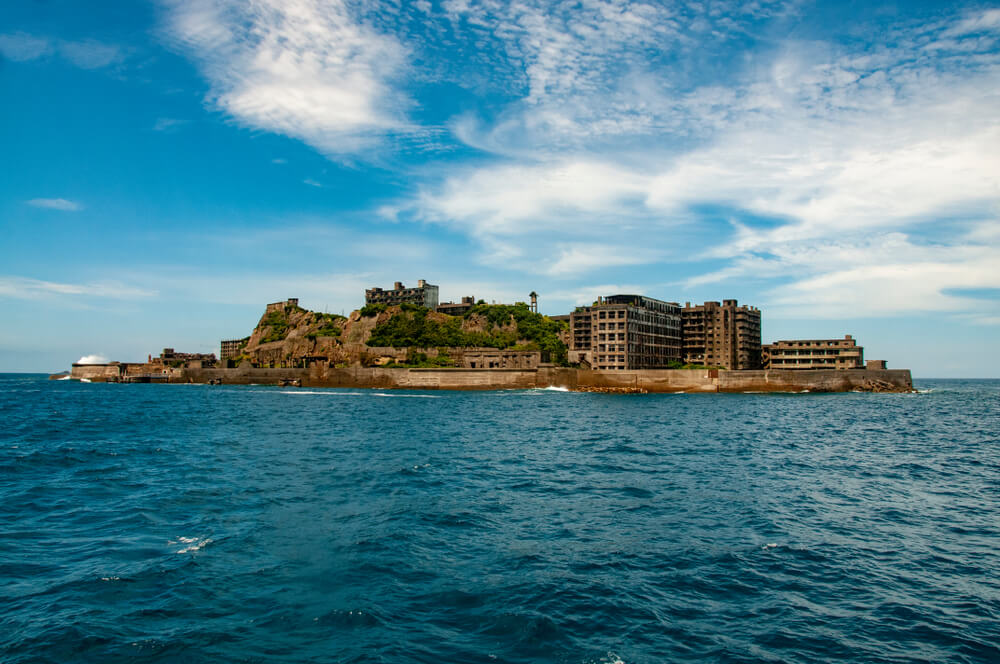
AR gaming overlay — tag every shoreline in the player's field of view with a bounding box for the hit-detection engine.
[65,365,914,393]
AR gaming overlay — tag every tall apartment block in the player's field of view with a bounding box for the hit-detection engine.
[762,335,863,369]
[365,280,439,309]
[570,295,681,370]
[682,300,762,370]
[220,336,250,361]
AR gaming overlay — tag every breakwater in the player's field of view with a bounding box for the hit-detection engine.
[75,365,914,392]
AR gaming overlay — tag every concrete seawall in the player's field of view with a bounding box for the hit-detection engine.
[172,366,913,393]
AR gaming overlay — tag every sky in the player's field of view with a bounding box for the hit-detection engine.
[1,0,998,377]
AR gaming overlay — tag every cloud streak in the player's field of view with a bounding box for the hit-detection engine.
[27,198,83,211]
[0,277,157,301]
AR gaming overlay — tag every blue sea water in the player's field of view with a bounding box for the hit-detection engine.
[1,375,999,663]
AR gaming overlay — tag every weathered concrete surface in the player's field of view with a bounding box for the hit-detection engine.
[176,366,912,393]
[69,364,124,382]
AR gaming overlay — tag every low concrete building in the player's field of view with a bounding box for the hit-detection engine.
[366,280,439,309]
[265,298,299,314]
[437,296,476,316]
[461,349,542,369]
[682,299,762,370]
[570,294,681,370]
[763,335,863,370]
[156,348,217,365]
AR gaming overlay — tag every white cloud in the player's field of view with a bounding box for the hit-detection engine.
[27,198,82,211]
[411,159,652,236]
[163,0,413,155]
[0,277,157,301]
[77,354,109,365]
[395,8,1000,301]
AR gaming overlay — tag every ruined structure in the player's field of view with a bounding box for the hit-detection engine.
[366,280,439,309]
[436,296,476,316]
[682,300,762,370]
[570,295,682,370]
[220,337,250,361]
[762,335,863,369]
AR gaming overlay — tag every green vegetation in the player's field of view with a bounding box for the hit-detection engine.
[367,303,569,365]
[381,350,457,368]
[260,310,291,343]
[306,312,344,340]
[359,303,387,317]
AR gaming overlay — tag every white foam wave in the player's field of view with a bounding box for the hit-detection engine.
[172,536,213,554]
[539,385,570,392]
[57,375,71,381]
[79,378,91,383]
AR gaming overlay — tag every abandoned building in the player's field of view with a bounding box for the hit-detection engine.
[365,280,439,309]
[570,295,682,370]
[265,298,299,314]
[220,337,250,361]
[436,296,476,316]
[682,300,762,370]
[762,335,864,370]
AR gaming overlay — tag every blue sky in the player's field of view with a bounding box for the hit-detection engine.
[1,0,998,377]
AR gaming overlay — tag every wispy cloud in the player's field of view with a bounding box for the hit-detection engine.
[162,0,415,156]
[27,198,83,211]
[58,39,123,69]
[0,277,157,301]
[153,117,186,132]
[0,32,52,61]
[0,32,123,68]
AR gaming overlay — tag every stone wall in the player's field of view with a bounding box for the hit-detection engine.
[176,365,912,393]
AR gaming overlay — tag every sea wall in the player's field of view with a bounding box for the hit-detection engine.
[177,365,912,393]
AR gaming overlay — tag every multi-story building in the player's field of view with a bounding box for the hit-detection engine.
[682,299,762,370]
[569,294,681,370]
[762,335,863,370]
[365,280,439,309]
[220,337,250,361]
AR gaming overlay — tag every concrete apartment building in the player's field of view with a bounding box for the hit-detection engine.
[220,337,250,361]
[682,300,762,370]
[762,335,864,369]
[365,280,439,309]
[570,295,682,370]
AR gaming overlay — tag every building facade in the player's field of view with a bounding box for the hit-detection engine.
[365,280,439,309]
[682,300,762,370]
[220,337,250,361]
[569,294,681,370]
[762,335,864,370]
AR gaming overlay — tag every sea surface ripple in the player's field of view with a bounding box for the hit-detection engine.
[1,375,998,663]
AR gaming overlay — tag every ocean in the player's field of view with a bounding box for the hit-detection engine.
[1,374,998,663]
